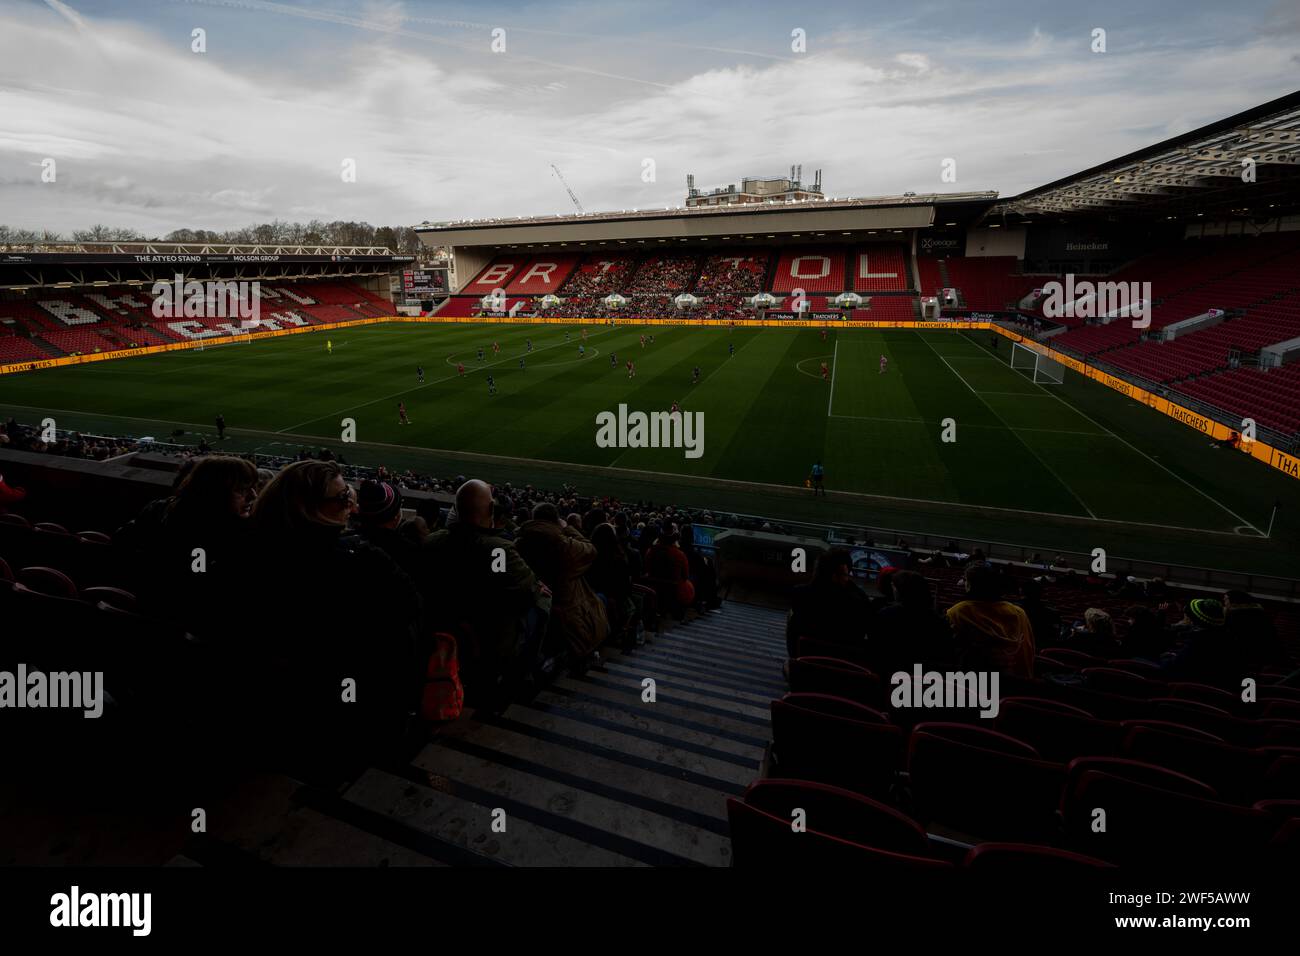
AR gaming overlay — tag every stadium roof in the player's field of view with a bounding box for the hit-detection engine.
[417,191,998,232]
[991,89,1300,221]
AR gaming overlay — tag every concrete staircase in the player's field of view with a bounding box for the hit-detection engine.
[170,600,788,867]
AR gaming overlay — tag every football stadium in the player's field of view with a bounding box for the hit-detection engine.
[2,0,1299,935]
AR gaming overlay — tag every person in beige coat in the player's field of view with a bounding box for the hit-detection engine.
[516,502,609,672]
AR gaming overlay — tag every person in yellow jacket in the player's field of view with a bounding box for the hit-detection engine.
[945,561,1035,678]
[326,339,333,354]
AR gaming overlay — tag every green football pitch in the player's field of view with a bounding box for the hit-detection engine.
[2,321,1297,575]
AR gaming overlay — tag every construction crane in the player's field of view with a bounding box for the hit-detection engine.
[550,164,584,215]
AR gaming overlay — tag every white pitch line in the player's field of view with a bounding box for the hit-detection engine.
[916,330,1099,519]
[827,338,839,417]
[966,334,1266,536]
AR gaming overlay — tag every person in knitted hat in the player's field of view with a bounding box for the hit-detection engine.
[352,479,420,577]
[1162,597,1240,686]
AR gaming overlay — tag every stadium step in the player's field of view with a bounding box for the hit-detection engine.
[308,600,785,867]
[30,333,66,358]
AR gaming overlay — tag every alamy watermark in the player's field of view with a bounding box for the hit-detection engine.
[890,665,1000,718]
[595,404,704,459]
[1041,274,1151,328]
[1,664,103,718]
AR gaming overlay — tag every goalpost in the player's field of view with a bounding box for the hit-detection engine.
[1011,342,1065,385]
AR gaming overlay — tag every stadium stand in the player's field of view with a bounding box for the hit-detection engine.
[558,253,638,295]
[627,253,701,294]
[852,245,910,292]
[503,254,581,295]
[2,417,1296,869]
[694,250,772,293]
[0,281,391,358]
[770,246,849,293]
[1177,364,1300,435]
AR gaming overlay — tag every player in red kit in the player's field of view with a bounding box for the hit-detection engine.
[821,361,829,380]
[627,360,635,379]
[457,362,465,376]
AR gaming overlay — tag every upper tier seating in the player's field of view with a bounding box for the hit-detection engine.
[694,251,771,293]
[771,247,848,293]
[852,246,910,292]
[558,254,638,295]
[627,254,701,294]
[503,254,580,295]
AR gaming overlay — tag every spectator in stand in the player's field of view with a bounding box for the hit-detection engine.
[786,548,871,658]
[0,471,26,512]
[1016,578,1063,647]
[645,526,692,621]
[422,479,546,710]
[1065,608,1121,658]
[1223,589,1282,672]
[351,479,421,577]
[865,570,953,676]
[867,567,898,619]
[516,502,609,674]
[587,522,642,646]
[1119,605,1170,660]
[114,455,258,636]
[1160,598,1240,686]
[945,561,1035,678]
[678,523,720,612]
[243,459,423,779]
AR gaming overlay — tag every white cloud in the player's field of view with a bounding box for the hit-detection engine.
[0,2,1295,233]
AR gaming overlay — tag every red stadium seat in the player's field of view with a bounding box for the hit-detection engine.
[907,723,1064,841]
[769,694,904,798]
[1061,770,1274,865]
[725,799,953,871]
[963,842,1115,871]
[1064,755,1217,800]
[19,565,77,598]
[787,657,882,707]
[742,779,929,854]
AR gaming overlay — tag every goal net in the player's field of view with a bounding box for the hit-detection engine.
[1011,342,1064,385]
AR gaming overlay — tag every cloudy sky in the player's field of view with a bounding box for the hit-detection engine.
[1,0,1297,234]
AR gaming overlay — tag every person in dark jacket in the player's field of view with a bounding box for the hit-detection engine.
[352,479,422,577]
[678,523,720,611]
[241,459,423,781]
[1160,598,1240,687]
[1119,605,1171,660]
[517,502,609,673]
[1016,577,1063,647]
[422,479,545,708]
[1223,589,1282,672]
[114,455,258,637]
[587,522,636,643]
[865,570,954,676]
[787,548,872,658]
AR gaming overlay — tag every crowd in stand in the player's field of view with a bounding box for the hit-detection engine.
[2,417,140,460]
[788,548,1286,688]
[627,254,699,294]
[92,456,723,781]
[695,254,768,294]
[557,257,636,295]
